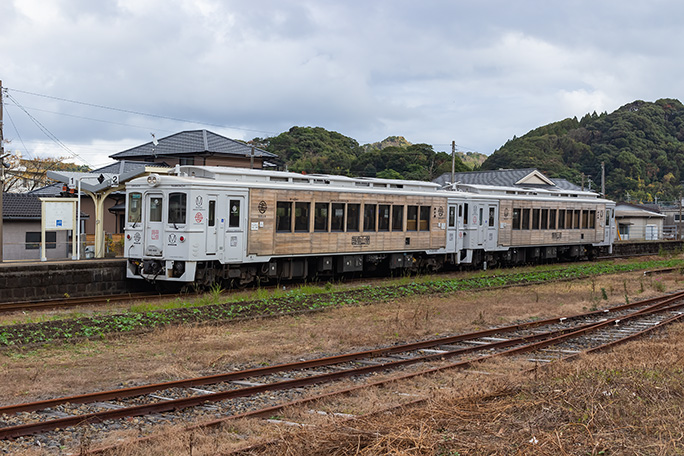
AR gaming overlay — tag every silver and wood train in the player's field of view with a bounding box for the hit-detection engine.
[124,166,616,286]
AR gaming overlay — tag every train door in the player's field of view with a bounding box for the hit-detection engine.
[144,193,164,256]
[476,204,486,246]
[206,195,218,255]
[604,206,614,247]
[224,196,245,262]
[485,204,498,250]
[446,203,458,253]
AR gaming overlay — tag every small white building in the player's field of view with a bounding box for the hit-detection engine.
[614,203,665,241]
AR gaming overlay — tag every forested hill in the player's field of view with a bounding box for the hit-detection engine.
[259,126,471,181]
[481,98,684,202]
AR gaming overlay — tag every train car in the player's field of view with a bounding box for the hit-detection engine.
[123,165,616,285]
[449,182,616,268]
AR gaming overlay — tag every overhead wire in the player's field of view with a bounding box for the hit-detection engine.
[6,87,279,136]
[5,92,93,167]
[3,104,33,159]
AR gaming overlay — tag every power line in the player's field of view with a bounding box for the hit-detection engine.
[3,102,179,135]
[3,106,33,159]
[6,87,278,136]
[5,92,92,167]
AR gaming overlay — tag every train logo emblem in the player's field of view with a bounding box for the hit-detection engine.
[504,208,509,218]
[437,206,444,217]
[258,201,268,213]
[195,212,203,223]
[168,234,177,244]
[195,196,203,207]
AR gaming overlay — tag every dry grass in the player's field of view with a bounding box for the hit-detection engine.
[2,267,684,454]
[0,269,681,403]
[226,326,684,456]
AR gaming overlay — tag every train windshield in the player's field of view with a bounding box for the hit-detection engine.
[128,193,142,223]
[168,192,187,224]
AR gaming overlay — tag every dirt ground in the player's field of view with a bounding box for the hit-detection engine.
[2,266,684,454]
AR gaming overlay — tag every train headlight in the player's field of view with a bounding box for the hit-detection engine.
[147,174,161,187]
[179,236,186,243]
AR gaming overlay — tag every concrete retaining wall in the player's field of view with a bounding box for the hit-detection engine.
[0,259,147,303]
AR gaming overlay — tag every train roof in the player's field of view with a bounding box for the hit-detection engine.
[150,165,444,193]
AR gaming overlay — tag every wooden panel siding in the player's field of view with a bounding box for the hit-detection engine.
[498,199,606,247]
[247,188,447,256]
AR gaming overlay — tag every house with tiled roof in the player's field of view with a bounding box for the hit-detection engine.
[109,129,278,168]
[433,168,584,192]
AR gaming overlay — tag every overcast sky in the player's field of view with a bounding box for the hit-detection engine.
[2,0,683,168]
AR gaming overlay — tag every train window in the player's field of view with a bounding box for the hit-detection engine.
[229,200,241,228]
[488,207,495,227]
[379,205,390,231]
[330,203,344,231]
[168,193,187,225]
[149,196,163,223]
[448,206,456,228]
[128,193,142,223]
[521,208,530,230]
[558,210,565,229]
[512,208,521,230]
[532,209,540,229]
[549,209,556,229]
[208,200,216,227]
[573,210,581,229]
[364,204,377,231]
[347,204,360,232]
[314,203,329,232]
[540,209,548,229]
[276,202,292,232]
[407,206,418,231]
[589,210,596,229]
[420,206,430,231]
[331,203,345,231]
[463,204,469,225]
[478,208,483,227]
[581,210,589,229]
[294,202,310,232]
[392,205,404,231]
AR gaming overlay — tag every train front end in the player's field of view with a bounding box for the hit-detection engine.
[124,173,198,283]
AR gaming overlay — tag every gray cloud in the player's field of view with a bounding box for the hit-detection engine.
[2,0,684,167]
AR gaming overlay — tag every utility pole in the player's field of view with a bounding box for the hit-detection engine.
[451,140,455,186]
[601,161,605,197]
[0,80,5,263]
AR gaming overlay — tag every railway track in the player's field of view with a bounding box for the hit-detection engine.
[0,291,165,314]
[2,290,684,447]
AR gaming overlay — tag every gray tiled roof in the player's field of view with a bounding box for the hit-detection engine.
[433,169,583,191]
[93,160,167,174]
[2,193,42,219]
[4,192,90,219]
[110,130,277,160]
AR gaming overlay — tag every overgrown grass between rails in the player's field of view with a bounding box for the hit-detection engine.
[1,258,683,348]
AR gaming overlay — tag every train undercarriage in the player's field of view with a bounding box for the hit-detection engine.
[130,243,609,289]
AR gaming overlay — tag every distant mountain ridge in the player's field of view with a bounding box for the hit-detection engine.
[481,98,684,202]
